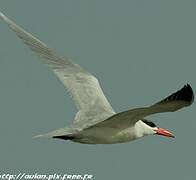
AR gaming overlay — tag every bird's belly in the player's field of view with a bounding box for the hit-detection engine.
[72,127,137,144]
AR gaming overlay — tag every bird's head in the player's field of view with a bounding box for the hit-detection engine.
[141,119,175,138]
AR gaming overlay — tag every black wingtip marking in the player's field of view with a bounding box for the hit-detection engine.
[158,84,194,104]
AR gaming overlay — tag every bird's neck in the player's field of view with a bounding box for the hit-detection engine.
[134,120,155,138]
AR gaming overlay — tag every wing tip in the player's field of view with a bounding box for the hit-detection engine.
[0,11,8,21]
[158,83,194,105]
[0,11,15,27]
[0,11,5,19]
[181,83,194,104]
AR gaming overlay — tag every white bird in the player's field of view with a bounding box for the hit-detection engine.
[0,12,194,144]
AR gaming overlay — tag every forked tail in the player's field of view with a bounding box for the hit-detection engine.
[33,127,78,140]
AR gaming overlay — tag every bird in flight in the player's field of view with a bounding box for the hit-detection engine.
[0,12,194,144]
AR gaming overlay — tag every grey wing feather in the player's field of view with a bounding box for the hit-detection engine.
[92,84,194,129]
[0,12,115,124]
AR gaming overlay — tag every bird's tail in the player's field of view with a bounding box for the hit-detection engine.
[33,127,78,139]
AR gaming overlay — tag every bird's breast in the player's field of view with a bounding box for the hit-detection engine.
[74,126,138,144]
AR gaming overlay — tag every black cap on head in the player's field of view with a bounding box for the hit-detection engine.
[142,119,156,128]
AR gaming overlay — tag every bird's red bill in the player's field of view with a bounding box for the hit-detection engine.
[155,128,175,138]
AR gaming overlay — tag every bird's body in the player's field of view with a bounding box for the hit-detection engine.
[71,125,135,144]
[0,11,194,144]
[69,120,155,144]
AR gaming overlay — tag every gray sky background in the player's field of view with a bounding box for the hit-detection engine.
[0,0,195,179]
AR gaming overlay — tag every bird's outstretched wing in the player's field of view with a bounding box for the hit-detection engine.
[91,84,194,129]
[0,12,115,124]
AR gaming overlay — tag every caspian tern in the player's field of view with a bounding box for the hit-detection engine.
[0,12,194,144]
